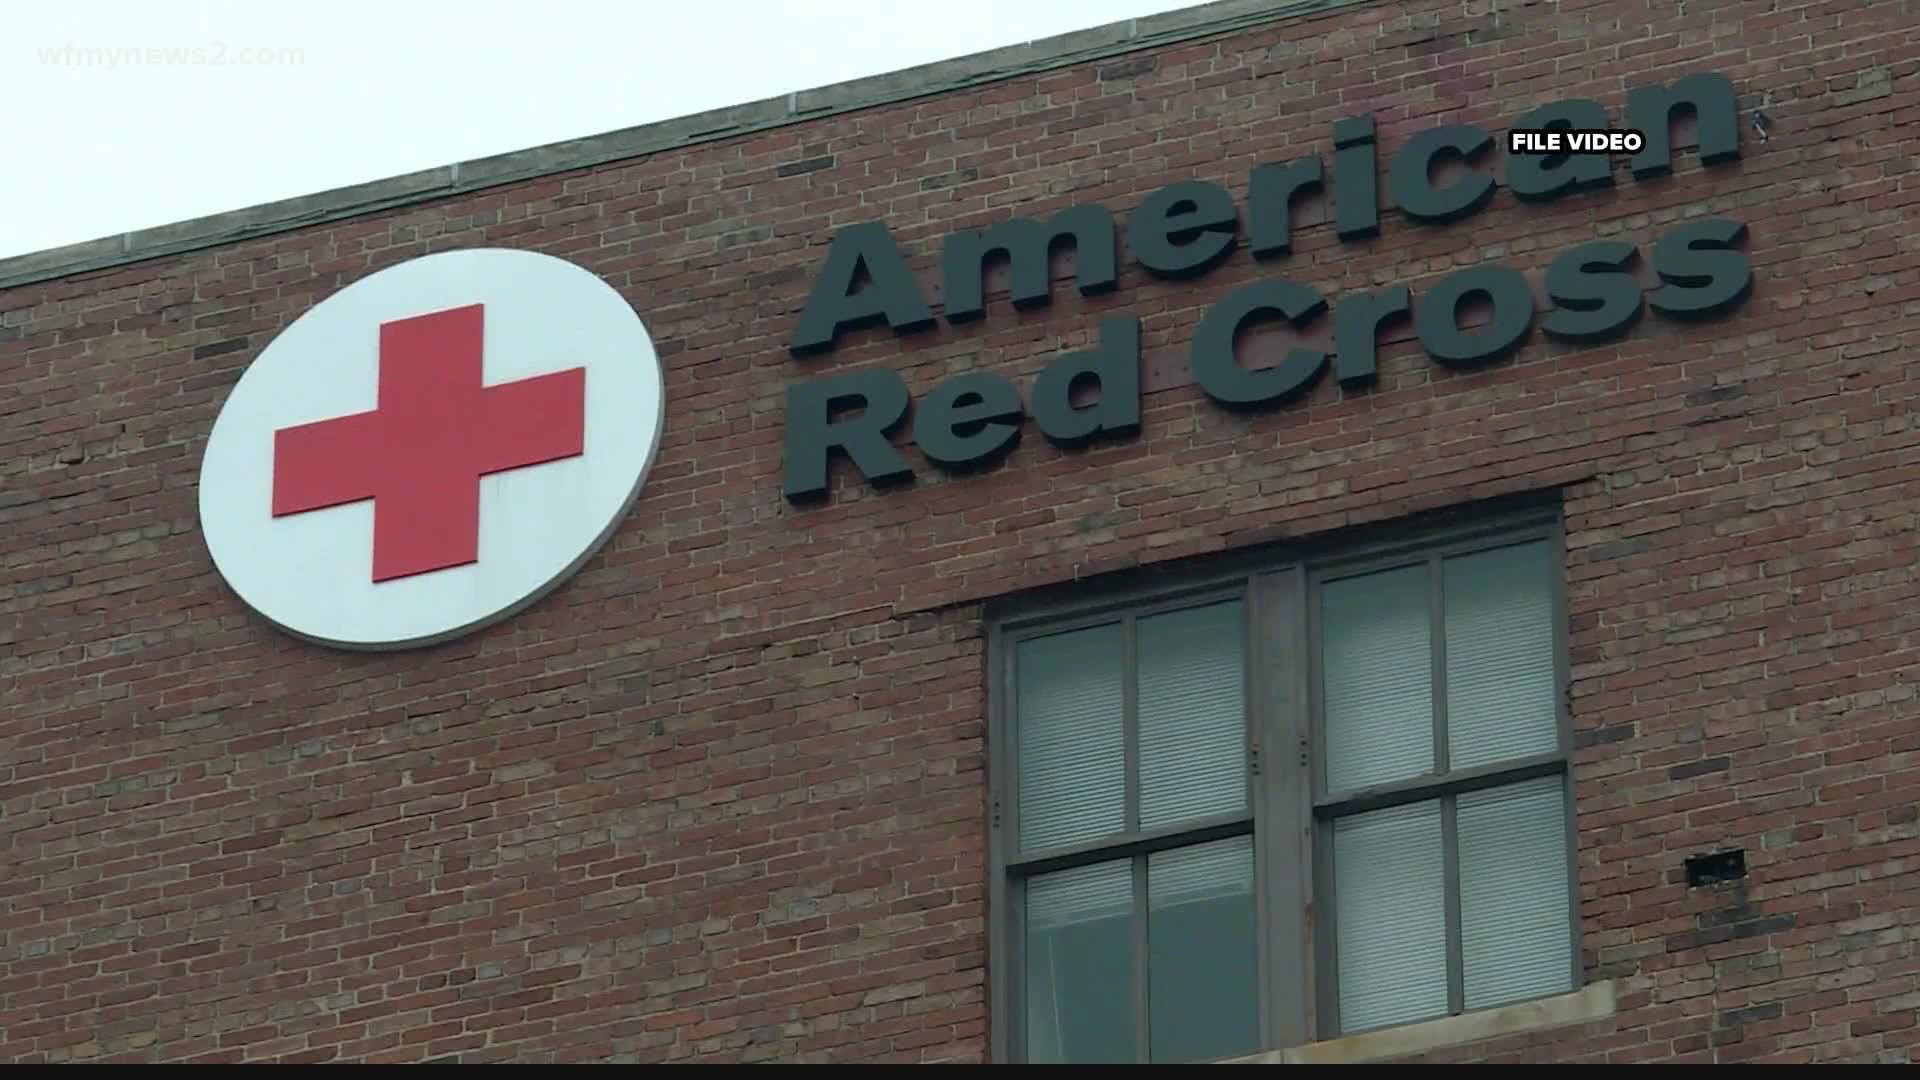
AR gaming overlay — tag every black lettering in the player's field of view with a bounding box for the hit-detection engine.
[1190,280,1328,409]
[782,368,915,501]
[941,205,1117,323]
[1416,265,1535,368]
[1505,99,1616,202]
[1390,124,1496,224]
[1032,316,1142,447]
[1130,181,1239,279]
[1333,285,1411,387]
[1626,71,1741,179]
[1331,115,1380,241]
[1248,157,1323,259]
[788,222,935,357]
[1542,241,1644,343]
[914,372,1024,470]
[1649,218,1752,320]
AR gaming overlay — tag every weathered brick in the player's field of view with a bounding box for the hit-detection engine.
[3,0,1918,1066]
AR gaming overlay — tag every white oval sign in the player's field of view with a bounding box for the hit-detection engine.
[197,248,664,650]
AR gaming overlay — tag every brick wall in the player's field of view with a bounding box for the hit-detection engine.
[3,0,1917,1063]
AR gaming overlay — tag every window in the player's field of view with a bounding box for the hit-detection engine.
[987,510,1579,1064]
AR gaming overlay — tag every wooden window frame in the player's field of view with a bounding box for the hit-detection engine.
[985,502,1581,1063]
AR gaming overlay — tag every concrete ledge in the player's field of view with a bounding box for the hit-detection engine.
[1219,981,1618,1064]
[0,0,1377,293]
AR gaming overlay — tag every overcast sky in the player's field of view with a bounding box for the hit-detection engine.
[3,0,1196,261]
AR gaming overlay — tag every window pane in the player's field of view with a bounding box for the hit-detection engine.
[1017,624,1125,852]
[1148,836,1259,1063]
[1459,776,1575,1011]
[1025,859,1136,1064]
[1333,800,1447,1032]
[1139,601,1246,831]
[1445,541,1559,770]
[1322,564,1434,793]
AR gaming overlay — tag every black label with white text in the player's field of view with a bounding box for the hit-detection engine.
[1508,128,1647,155]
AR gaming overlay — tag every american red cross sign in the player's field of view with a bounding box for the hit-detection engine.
[198,249,665,650]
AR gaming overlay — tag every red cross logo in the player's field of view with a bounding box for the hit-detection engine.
[270,303,587,583]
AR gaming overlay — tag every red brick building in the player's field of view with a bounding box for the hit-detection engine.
[3,0,1917,1064]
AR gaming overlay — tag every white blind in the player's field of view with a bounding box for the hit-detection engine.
[1017,623,1125,853]
[1148,833,1254,911]
[1027,857,1132,930]
[1138,601,1246,830]
[1458,776,1575,1010]
[1333,799,1448,1032]
[1445,541,1559,770]
[1323,564,1434,794]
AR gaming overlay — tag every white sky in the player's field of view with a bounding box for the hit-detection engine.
[2,0,1197,261]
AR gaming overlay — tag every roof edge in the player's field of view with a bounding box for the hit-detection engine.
[0,0,1374,293]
